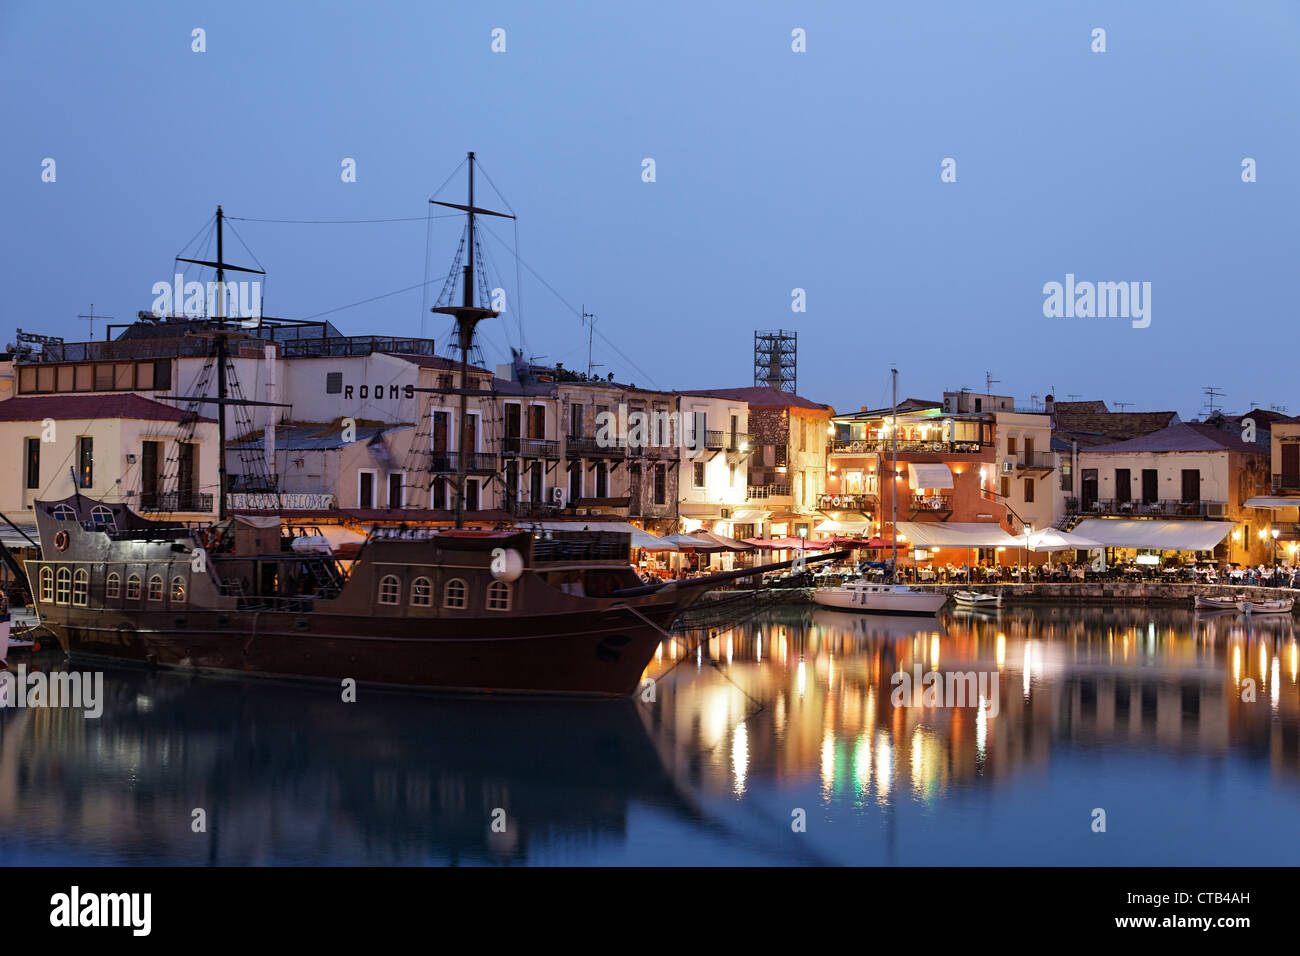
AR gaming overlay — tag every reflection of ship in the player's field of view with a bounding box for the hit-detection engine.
[0,666,695,865]
[810,607,942,641]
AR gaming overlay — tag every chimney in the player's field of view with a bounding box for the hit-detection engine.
[1044,393,1055,415]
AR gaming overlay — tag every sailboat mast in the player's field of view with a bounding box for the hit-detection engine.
[890,367,898,584]
[215,204,227,519]
[454,153,476,530]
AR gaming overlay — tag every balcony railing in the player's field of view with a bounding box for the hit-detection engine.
[747,484,789,500]
[427,452,498,474]
[911,493,953,513]
[139,491,214,513]
[502,437,560,459]
[1272,474,1300,493]
[1013,451,1054,470]
[703,430,726,450]
[1068,497,1226,518]
[728,432,753,451]
[506,500,564,519]
[820,493,877,511]
[566,436,626,458]
[831,438,986,455]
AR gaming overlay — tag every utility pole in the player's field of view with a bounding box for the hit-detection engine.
[78,304,112,342]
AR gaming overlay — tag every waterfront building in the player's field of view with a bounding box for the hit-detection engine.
[669,389,754,537]
[678,386,823,539]
[1240,415,1300,564]
[1068,421,1271,566]
[0,393,218,525]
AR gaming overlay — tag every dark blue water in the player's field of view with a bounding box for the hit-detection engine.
[2,605,1297,865]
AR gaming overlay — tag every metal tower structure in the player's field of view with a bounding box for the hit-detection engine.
[754,329,797,393]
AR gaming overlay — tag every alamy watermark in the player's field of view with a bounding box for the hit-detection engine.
[1042,273,1151,328]
[891,664,1000,716]
[150,273,262,320]
[0,665,103,718]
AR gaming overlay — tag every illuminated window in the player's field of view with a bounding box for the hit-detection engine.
[72,568,89,607]
[55,567,71,605]
[378,574,400,605]
[410,577,432,607]
[171,576,186,603]
[443,578,467,609]
[486,580,511,612]
[51,504,75,520]
[39,567,53,602]
[126,574,141,600]
[148,574,164,601]
[106,572,121,599]
[90,505,116,530]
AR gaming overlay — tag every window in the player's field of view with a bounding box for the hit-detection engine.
[693,462,705,488]
[18,366,36,393]
[106,572,121,599]
[77,436,93,488]
[410,577,432,606]
[358,470,375,509]
[135,362,154,390]
[126,574,141,600]
[90,505,116,530]
[570,402,584,438]
[40,567,53,602]
[568,463,581,503]
[148,575,164,601]
[25,437,39,489]
[37,366,54,392]
[171,576,186,603]
[594,462,608,498]
[73,569,89,606]
[389,473,404,508]
[153,360,171,391]
[94,364,113,390]
[326,371,343,394]
[51,503,75,520]
[378,574,400,605]
[443,578,467,609]
[654,463,667,505]
[114,363,133,389]
[486,580,511,611]
[1000,476,1010,498]
[56,567,71,605]
[1023,478,1035,503]
[1007,436,1017,455]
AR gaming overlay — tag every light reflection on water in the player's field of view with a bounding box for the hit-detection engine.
[1,605,1298,865]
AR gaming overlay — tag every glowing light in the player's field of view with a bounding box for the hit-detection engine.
[821,733,835,795]
[874,731,893,802]
[797,658,807,697]
[727,635,733,666]
[732,723,749,794]
[1233,643,1242,685]
[996,633,1006,669]
[930,634,941,669]
[1271,655,1281,712]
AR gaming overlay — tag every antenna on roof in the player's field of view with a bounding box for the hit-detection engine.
[1202,385,1225,416]
[1067,393,1081,401]
[1113,402,1133,411]
[985,371,1000,394]
[78,304,113,342]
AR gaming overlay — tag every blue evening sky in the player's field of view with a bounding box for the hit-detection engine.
[2,1,1297,417]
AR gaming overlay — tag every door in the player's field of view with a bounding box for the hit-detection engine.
[431,411,450,471]
[1141,469,1158,504]
[1081,469,1098,509]
[1283,444,1299,490]
[141,440,160,507]
[1115,469,1131,504]
[504,404,521,455]
[1181,469,1200,503]
[358,471,374,509]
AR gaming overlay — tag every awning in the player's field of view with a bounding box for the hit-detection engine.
[1025,528,1103,552]
[1071,518,1234,551]
[1244,496,1300,509]
[814,516,872,534]
[687,530,754,551]
[895,521,1019,548]
[907,463,953,489]
[731,509,771,523]
[678,503,723,518]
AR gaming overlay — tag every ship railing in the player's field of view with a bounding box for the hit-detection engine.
[531,530,630,563]
[234,595,317,613]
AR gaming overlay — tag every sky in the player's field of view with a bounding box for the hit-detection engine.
[2,1,1298,418]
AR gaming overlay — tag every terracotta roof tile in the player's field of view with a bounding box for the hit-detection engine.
[0,393,215,423]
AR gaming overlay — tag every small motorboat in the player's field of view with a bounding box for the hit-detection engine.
[953,590,1002,608]
[812,581,949,616]
[1237,598,1294,615]
[1195,595,1240,612]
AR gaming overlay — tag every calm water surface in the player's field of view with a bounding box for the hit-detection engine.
[2,605,1298,865]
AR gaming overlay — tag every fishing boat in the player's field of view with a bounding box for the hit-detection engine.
[1236,598,1294,615]
[811,368,947,618]
[6,154,846,696]
[1194,595,1240,612]
[953,589,1002,609]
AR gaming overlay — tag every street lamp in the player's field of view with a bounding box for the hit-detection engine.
[1271,527,1279,586]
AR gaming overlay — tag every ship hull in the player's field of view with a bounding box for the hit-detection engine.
[41,605,674,698]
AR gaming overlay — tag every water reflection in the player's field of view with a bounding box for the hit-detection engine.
[2,604,1299,864]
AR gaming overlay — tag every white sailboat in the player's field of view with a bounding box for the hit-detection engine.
[812,368,948,617]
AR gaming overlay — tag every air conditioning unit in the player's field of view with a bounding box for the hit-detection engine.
[1000,461,1015,474]
[1205,502,1225,518]
[551,487,566,505]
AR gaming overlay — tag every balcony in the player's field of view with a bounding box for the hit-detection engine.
[747,483,789,500]
[701,430,727,451]
[728,432,753,451]
[820,493,876,512]
[1067,498,1227,519]
[1272,474,1300,494]
[139,491,214,513]
[506,499,564,519]
[502,437,560,459]
[910,493,953,519]
[427,451,498,474]
[1013,451,1054,471]
[830,438,987,455]
[566,436,625,459]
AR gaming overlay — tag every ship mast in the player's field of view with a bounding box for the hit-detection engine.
[890,367,898,584]
[429,152,515,529]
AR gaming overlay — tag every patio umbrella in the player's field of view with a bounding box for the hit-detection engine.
[687,530,755,551]
[1025,528,1103,552]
